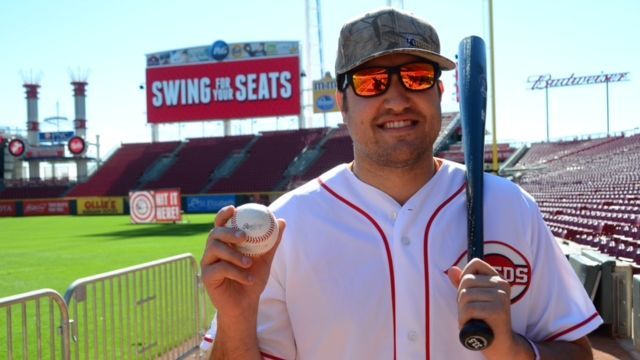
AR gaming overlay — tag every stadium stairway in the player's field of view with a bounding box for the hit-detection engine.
[498,144,529,176]
[67,141,181,196]
[275,127,344,191]
[283,126,353,189]
[202,135,261,193]
[433,112,461,154]
[207,129,327,194]
[135,141,186,190]
[146,135,254,195]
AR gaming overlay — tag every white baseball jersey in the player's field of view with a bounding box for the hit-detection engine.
[203,159,602,359]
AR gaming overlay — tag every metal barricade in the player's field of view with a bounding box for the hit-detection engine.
[64,253,206,359]
[1,288,71,360]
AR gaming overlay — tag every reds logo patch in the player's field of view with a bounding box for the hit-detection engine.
[452,241,532,303]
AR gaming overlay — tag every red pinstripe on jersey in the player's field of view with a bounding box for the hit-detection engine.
[318,178,398,360]
[544,312,601,341]
[423,183,466,360]
[261,352,285,360]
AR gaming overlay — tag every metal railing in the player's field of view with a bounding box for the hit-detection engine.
[63,253,206,360]
[2,254,211,359]
[1,288,71,360]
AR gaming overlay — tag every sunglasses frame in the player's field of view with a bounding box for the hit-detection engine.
[342,61,441,98]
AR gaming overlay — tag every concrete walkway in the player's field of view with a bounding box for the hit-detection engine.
[591,333,640,360]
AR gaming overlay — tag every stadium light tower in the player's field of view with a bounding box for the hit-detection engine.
[71,70,90,180]
[305,0,329,128]
[305,0,313,129]
[315,0,328,127]
[23,82,41,179]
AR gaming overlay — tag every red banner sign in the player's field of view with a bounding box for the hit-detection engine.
[146,56,300,123]
[0,202,16,217]
[23,200,70,216]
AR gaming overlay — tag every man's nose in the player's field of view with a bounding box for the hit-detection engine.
[381,74,411,112]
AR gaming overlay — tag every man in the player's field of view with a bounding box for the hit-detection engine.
[200,7,602,359]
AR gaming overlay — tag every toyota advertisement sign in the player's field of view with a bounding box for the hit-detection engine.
[146,40,300,123]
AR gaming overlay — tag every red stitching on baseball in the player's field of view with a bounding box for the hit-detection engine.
[232,210,276,249]
[246,216,276,243]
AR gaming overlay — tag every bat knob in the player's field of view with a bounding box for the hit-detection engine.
[459,319,494,351]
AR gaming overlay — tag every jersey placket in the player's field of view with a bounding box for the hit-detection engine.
[392,204,429,359]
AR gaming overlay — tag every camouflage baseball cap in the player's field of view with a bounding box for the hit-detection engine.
[335,8,456,75]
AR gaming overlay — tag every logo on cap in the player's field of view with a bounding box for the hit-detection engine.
[406,37,419,47]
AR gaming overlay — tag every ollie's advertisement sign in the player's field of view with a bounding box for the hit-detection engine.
[77,197,124,215]
[146,56,300,123]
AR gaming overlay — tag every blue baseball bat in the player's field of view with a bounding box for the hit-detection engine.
[457,35,494,351]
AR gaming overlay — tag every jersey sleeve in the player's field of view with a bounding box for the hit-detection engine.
[523,194,603,342]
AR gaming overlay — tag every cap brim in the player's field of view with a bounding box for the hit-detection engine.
[338,48,456,74]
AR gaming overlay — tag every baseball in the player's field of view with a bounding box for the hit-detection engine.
[225,203,279,257]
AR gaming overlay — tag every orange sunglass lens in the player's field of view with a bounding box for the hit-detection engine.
[352,69,389,96]
[400,65,436,90]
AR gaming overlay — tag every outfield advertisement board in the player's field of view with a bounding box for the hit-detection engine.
[146,41,299,66]
[0,201,16,217]
[146,56,300,123]
[312,75,339,113]
[129,189,182,224]
[77,197,125,215]
[23,200,70,216]
[186,195,236,213]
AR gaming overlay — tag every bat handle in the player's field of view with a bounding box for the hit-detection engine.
[459,319,494,351]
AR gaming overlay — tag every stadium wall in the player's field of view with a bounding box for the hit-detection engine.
[0,191,284,217]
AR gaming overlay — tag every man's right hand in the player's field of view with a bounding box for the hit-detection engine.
[200,205,286,318]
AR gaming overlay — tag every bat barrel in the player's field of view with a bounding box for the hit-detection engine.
[458,35,487,260]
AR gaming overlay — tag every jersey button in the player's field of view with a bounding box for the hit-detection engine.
[401,236,411,245]
[391,211,397,220]
[408,330,418,342]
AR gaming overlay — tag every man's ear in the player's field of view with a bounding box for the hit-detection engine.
[336,90,344,111]
[438,81,444,100]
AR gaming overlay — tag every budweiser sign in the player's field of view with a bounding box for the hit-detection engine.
[527,72,630,90]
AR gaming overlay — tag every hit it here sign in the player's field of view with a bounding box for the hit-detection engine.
[129,189,182,224]
[146,56,300,123]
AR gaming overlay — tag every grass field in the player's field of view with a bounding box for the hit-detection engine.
[1,213,218,358]
[0,213,215,299]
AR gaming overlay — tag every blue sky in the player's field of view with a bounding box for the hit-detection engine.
[1,0,638,164]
